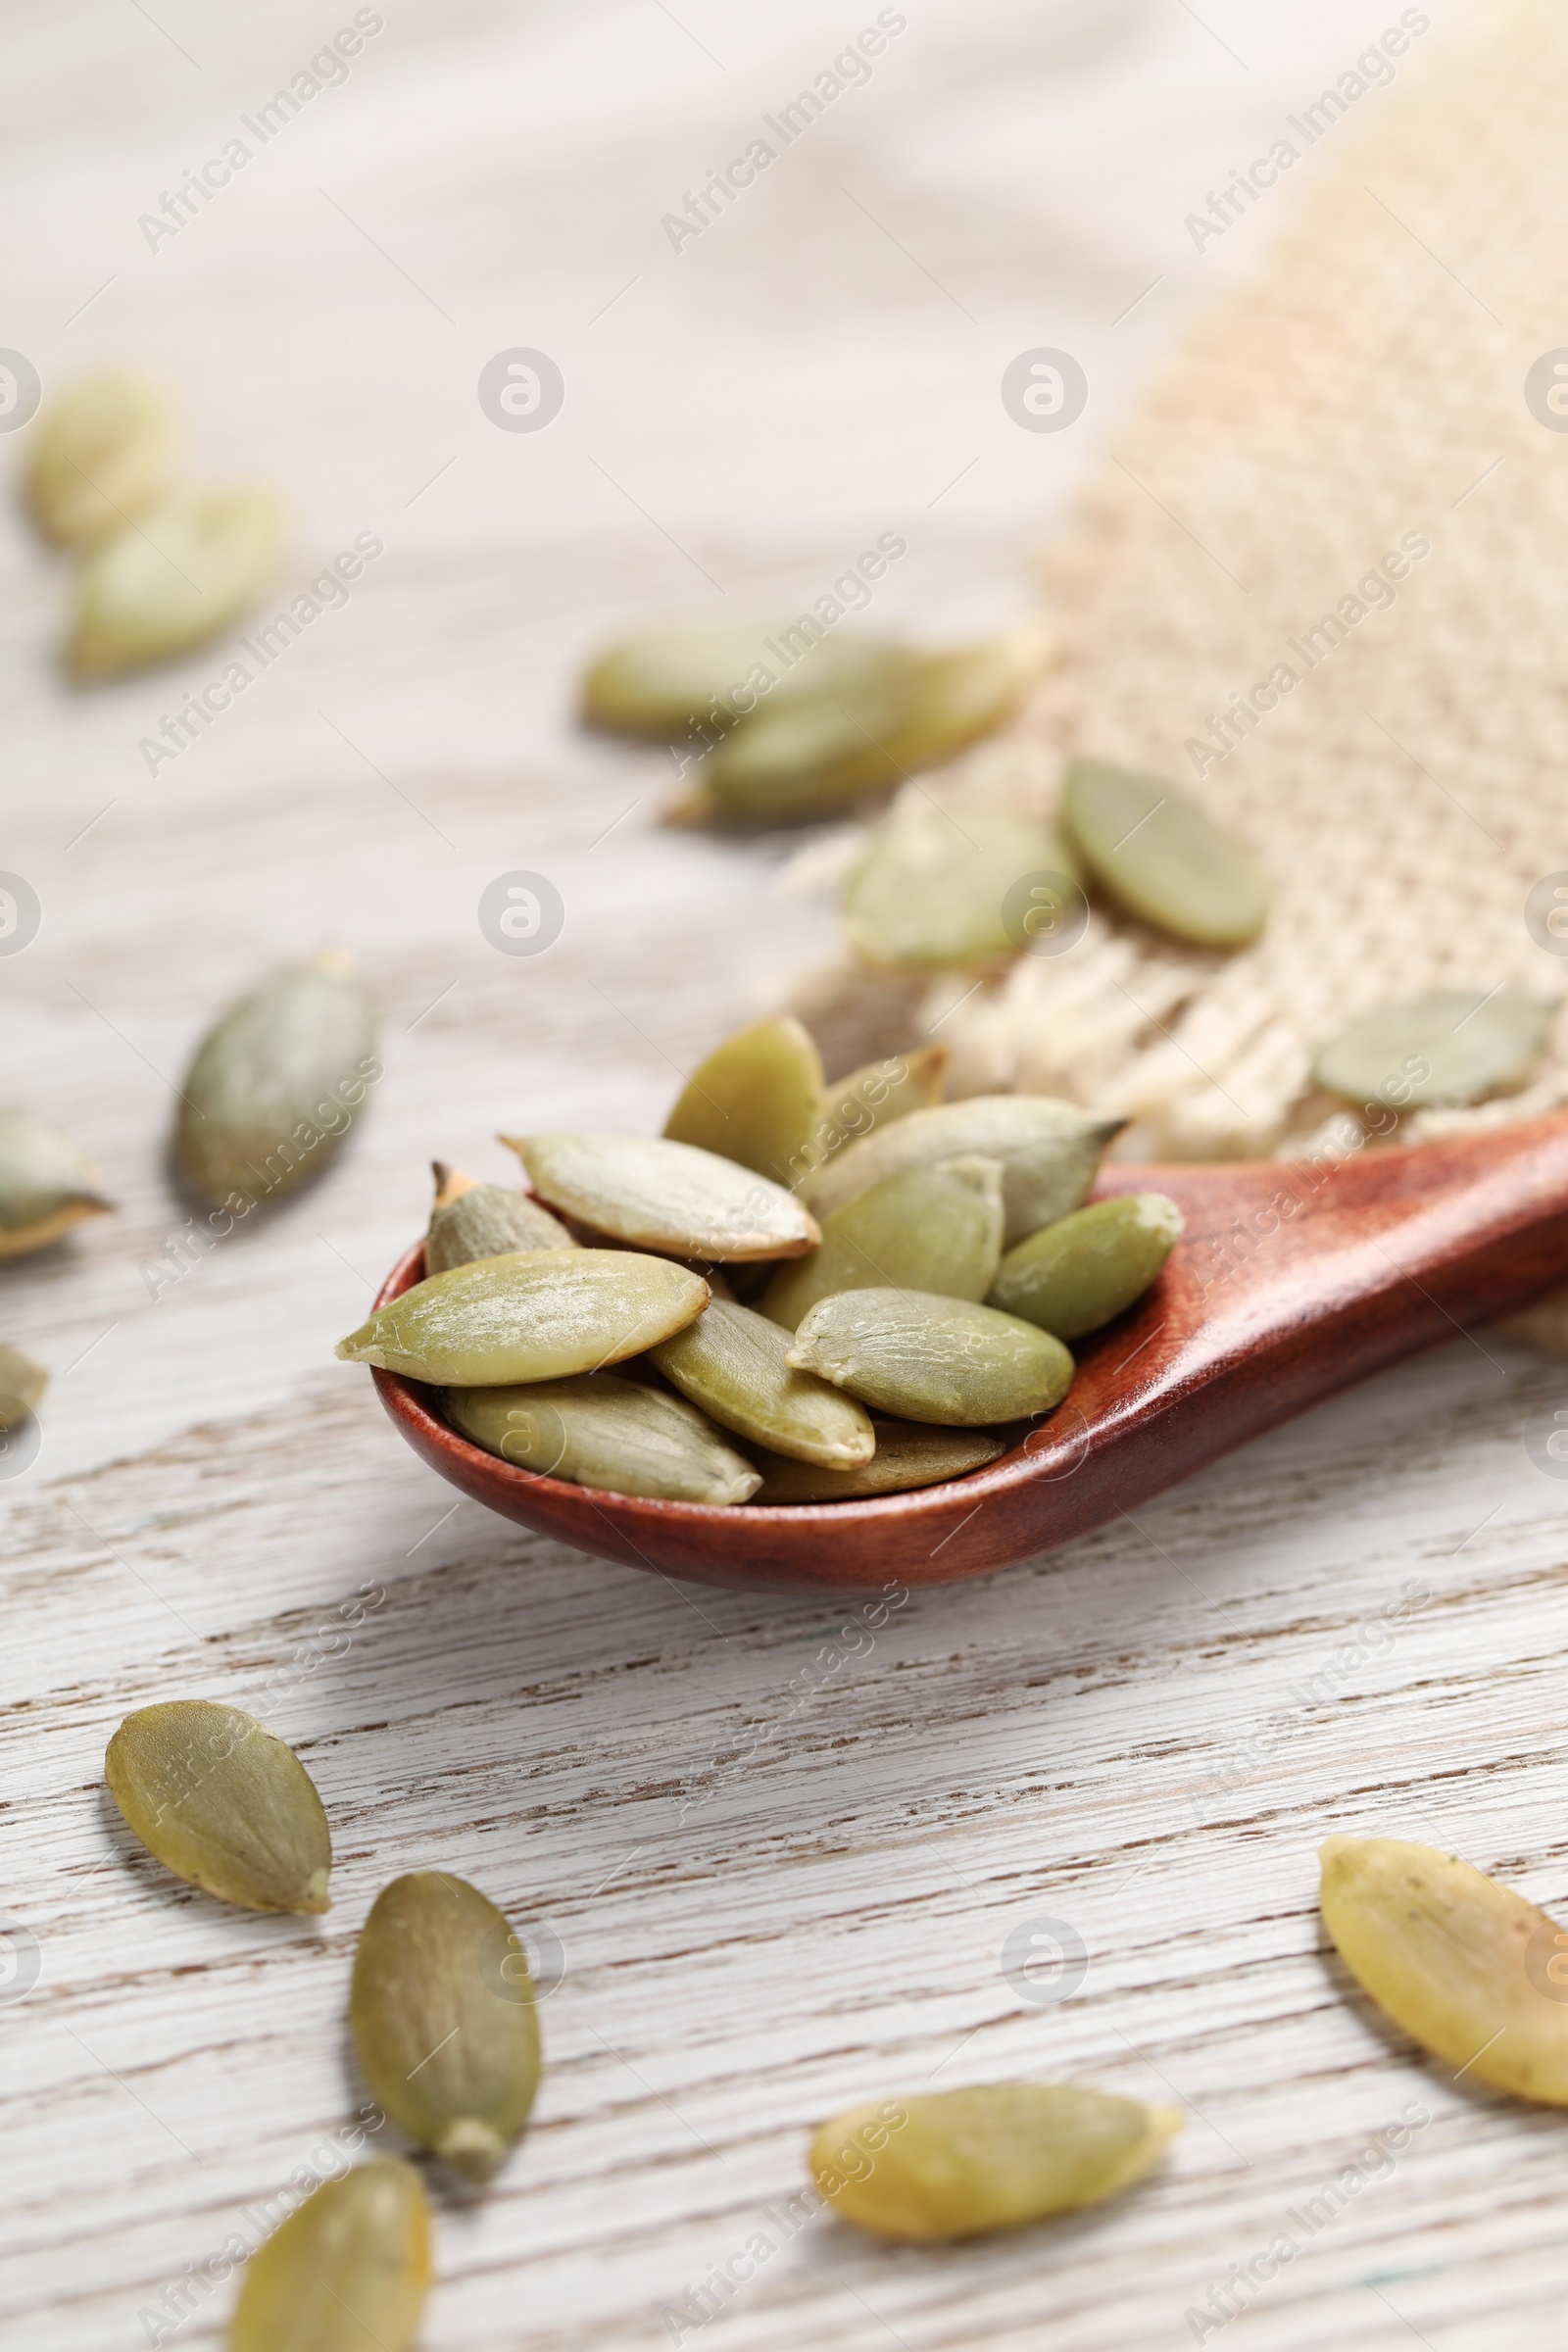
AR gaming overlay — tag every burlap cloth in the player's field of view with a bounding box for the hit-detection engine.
[790,0,1568,1292]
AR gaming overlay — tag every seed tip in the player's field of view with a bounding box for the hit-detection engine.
[298,1868,331,1914]
[436,2117,508,2180]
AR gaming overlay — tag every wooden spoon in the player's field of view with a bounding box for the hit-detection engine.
[369,1110,1568,1593]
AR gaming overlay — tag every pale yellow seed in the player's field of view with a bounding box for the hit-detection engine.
[71,484,285,677]
[26,370,177,547]
[663,1016,824,1182]
[1319,1835,1568,2102]
[812,2084,1180,2240]
[229,2160,429,2352]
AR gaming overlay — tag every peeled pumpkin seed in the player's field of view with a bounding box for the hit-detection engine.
[338,1250,708,1385]
[583,615,897,737]
[425,1161,576,1273]
[698,630,1049,826]
[760,1156,1005,1331]
[351,1873,541,2179]
[25,370,178,548]
[817,1047,948,1151]
[788,1288,1074,1426]
[106,1699,330,1914]
[0,1109,112,1254]
[990,1192,1184,1339]
[1312,991,1551,1110]
[71,483,285,678]
[806,1095,1123,1249]
[230,2159,429,2352]
[843,802,1082,970]
[505,1132,819,1261]
[0,1345,45,1429]
[1319,1835,1568,2102]
[750,1421,1006,1503]
[177,953,378,1209]
[650,1298,875,1467]
[662,1016,824,1182]
[447,1372,761,1503]
[813,2084,1180,2241]
[1061,756,1268,948]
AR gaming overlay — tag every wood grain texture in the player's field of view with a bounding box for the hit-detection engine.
[5,3,1565,2349]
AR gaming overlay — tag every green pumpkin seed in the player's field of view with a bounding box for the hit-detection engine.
[843,802,1081,969]
[760,1157,1004,1331]
[1319,1837,1568,2104]
[584,616,901,738]
[749,1421,1006,1502]
[447,1372,761,1503]
[0,1345,45,1429]
[1061,756,1268,948]
[71,484,285,678]
[817,1047,948,1149]
[106,1700,330,1914]
[504,1132,819,1261]
[176,953,378,1209]
[650,1298,874,1467]
[662,1016,825,1181]
[425,1162,576,1273]
[813,2085,1180,2241]
[0,1110,112,1254]
[1312,991,1551,1109]
[25,370,178,548]
[805,1095,1123,1249]
[697,632,1046,826]
[788,1289,1074,1426]
[989,1193,1183,1339]
[351,1874,541,2179]
[338,1250,709,1385]
[230,2160,429,2352]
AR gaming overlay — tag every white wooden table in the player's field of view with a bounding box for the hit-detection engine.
[8,3,1567,2346]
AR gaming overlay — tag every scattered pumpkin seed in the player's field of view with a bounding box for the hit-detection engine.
[505,1132,819,1261]
[229,2159,429,2352]
[176,952,378,1209]
[70,483,285,678]
[650,1298,875,1467]
[351,1874,542,2179]
[447,1372,761,1503]
[843,802,1081,969]
[583,616,898,738]
[0,1345,46,1429]
[338,1250,709,1385]
[760,1156,1005,1331]
[662,1016,824,1182]
[1061,756,1268,948]
[1312,991,1551,1110]
[0,1109,112,1254]
[989,1193,1183,1339]
[788,1289,1074,1426]
[812,2084,1180,2240]
[1319,1836,1568,2103]
[749,1421,1006,1502]
[106,1699,330,1914]
[425,1162,576,1273]
[25,370,178,548]
[805,1095,1123,1249]
[696,631,1049,826]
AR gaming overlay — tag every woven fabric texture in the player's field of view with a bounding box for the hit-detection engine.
[795,0,1568,1189]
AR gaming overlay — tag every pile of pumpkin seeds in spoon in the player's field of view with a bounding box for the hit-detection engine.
[335,1019,1185,1506]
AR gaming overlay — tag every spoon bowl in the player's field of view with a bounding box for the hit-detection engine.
[370,1110,1568,1592]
